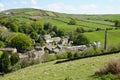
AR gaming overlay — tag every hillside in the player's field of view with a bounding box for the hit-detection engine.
[0,52,120,80]
[0,8,119,31]
[0,8,120,45]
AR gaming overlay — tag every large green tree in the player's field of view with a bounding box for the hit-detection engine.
[10,33,33,52]
[74,34,90,45]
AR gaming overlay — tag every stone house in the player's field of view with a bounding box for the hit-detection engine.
[44,34,61,44]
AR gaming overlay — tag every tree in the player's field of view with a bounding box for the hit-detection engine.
[56,29,65,37]
[68,19,77,25]
[36,35,45,46]
[10,33,33,52]
[30,32,38,41]
[0,51,11,73]
[115,20,120,27]
[43,22,52,31]
[10,53,19,66]
[31,22,42,33]
[74,34,90,45]
[52,26,58,33]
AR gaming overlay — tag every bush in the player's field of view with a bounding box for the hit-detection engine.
[33,58,40,64]
[20,59,30,68]
[67,52,73,59]
[43,52,56,62]
[96,28,102,31]
[82,48,95,56]
[115,20,120,27]
[68,19,76,25]
[107,45,119,52]
[76,27,85,33]
[73,52,80,58]
[30,32,38,41]
[74,34,90,45]
[10,33,33,52]
[55,53,67,59]
[11,62,21,72]
[95,59,120,75]
[44,22,53,31]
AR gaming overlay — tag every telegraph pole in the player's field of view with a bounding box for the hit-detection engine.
[104,29,108,50]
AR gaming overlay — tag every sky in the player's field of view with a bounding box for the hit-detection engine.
[0,0,120,14]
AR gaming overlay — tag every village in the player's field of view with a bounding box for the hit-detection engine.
[0,33,101,61]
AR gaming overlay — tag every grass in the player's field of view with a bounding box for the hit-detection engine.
[84,30,120,45]
[1,52,120,80]
[37,18,83,32]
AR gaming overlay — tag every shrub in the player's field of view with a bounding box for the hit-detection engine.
[67,52,73,59]
[44,22,53,31]
[68,19,76,25]
[20,59,30,68]
[74,34,90,45]
[33,58,40,64]
[30,32,38,41]
[11,62,21,72]
[76,27,85,33]
[95,59,120,75]
[83,48,95,56]
[73,52,81,58]
[107,45,119,52]
[43,52,56,62]
[96,28,102,31]
[55,53,67,59]
[114,20,120,27]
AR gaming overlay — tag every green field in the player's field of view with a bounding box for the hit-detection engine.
[84,30,120,45]
[1,53,120,80]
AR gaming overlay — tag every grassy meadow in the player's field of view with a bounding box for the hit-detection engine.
[1,53,120,80]
[84,30,120,45]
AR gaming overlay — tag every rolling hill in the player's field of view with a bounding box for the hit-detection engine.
[0,8,120,45]
[0,8,119,30]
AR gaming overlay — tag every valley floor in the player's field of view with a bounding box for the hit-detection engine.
[1,53,120,80]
